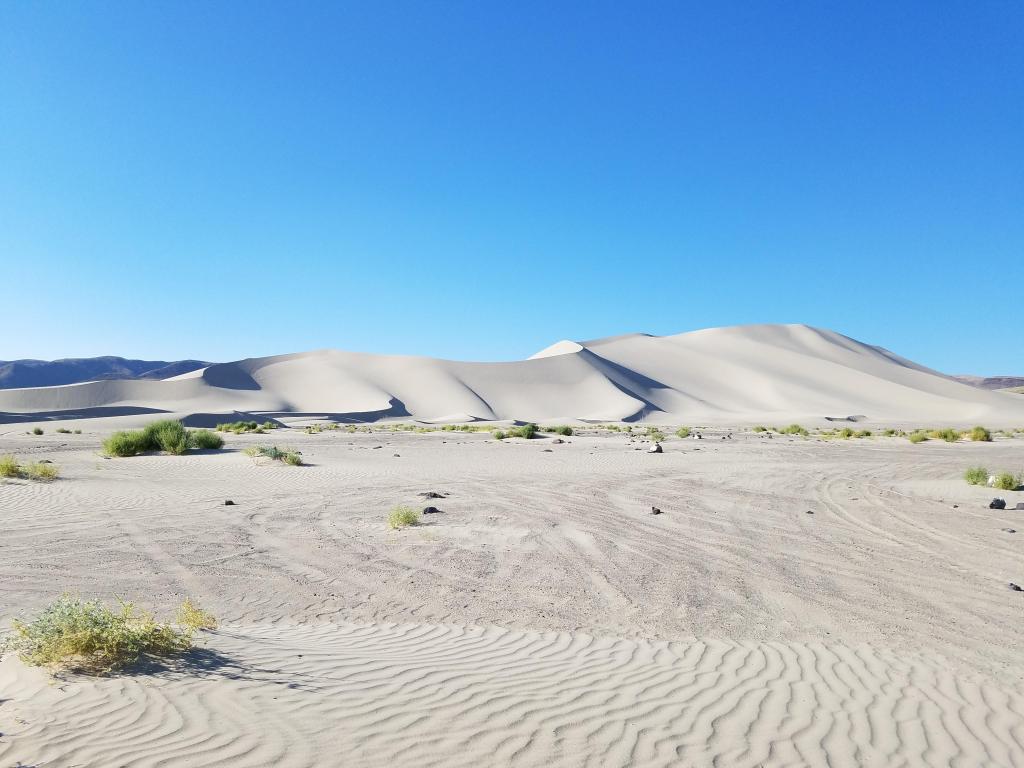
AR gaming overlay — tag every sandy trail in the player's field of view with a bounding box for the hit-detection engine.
[1,426,1023,766]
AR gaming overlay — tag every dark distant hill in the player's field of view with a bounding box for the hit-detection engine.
[0,357,210,389]
[952,375,1024,391]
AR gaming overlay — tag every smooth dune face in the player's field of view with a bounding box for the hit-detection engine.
[1,324,1022,424]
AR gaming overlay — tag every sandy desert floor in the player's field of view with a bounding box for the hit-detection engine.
[1,424,1023,766]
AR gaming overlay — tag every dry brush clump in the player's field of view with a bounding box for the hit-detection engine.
[244,445,303,465]
[0,595,216,675]
[387,506,420,529]
[0,454,59,481]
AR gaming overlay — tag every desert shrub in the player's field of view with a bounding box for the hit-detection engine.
[855,430,872,438]
[104,420,225,457]
[543,425,574,436]
[142,420,189,454]
[32,427,43,435]
[752,425,768,433]
[928,428,960,443]
[492,430,507,440]
[0,455,59,481]
[883,429,898,436]
[508,423,538,439]
[969,426,992,442]
[0,594,215,674]
[676,426,691,438]
[836,427,855,439]
[647,429,667,442]
[908,431,929,444]
[993,472,1021,491]
[387,506,420,529]
[244,445,303,465]
[0,455,21,477]
[189,429,224,450]
[781,424,809,436]
[56,428,71,434]
[215,421,262,434]
[103,430,152,457]
[964,466,989,485]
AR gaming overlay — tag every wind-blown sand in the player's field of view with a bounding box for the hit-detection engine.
[2,324,1024,425]
[1,425,1023,766]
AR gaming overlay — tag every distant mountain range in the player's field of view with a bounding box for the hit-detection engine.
[951,375,1024,391]
[0,357,209,389]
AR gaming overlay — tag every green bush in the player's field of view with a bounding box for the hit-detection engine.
[855,430,872,438]
[837,427,855,439]
[492,430,507,440]
[508,423,538,439]
[993,472,1021,491]
[883,429,898,436]
[964,466,988,485]
[647,429,667,442]
[908,431,929,444]
[781,424,809,436]
[543,425,574,436]
[56,428,71,434]
[929,428,960,443]
[752,425,768,433]
[387,506,420,530]
[676,426,691,438]
[32,427,43,435]
[969,426,992,442]
[103,420,225,457]
[189,430,224,450]
[0,594,215,674]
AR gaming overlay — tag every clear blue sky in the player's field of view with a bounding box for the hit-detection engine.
[2,2,1021,373]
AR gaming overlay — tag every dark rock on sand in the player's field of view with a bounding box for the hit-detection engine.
[423,506,443,514]
[1010,583,1023,592]
[419,491,447,499]
[224,500,235,506]
[990,498,1007,510]
[651,506,663,515]
[648,443,663,453]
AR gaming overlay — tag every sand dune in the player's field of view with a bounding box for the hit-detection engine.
[1,324,1022,425]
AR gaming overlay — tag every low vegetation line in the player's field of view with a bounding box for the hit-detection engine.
[0,454,59,481]
[103,420,224,457]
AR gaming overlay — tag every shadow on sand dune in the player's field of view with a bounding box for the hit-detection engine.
[0,406,169,424]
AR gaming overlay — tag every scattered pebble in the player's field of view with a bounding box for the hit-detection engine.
[1003,528,1017,534]
[423,506,443,514]
[1010,583,1023,592]
[990,498,1007,510]
[651,506,663,515]
[806,510,814,515]
[224,500,235,506]
[393,453,401,457]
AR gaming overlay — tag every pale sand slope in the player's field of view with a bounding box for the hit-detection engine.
[2,324,1024,425]
[1,427,1023,766]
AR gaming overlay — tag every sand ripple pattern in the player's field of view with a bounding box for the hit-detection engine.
[2,622,1023,768]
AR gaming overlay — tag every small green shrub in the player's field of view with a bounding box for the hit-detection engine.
[543,425,574,436]
[103,430,152,457]
[883,429,898,436]
[508,423,538,439]
[855,430,872,438]
[492,430,507,440]
[836,427,855,439]
[647,429,667,443]
[993,472,1021,491]
[189,429,224,450]
[0,594,215,674]
[245,445,303,465]
[143,420,189,454]
[964,466,989,485]
[969,426,992,442]
[752,425,768,433]
[56,428,71,434]
[908,431,929,444]
[676,426,691,438]
[32,427,43,435]
[781,424,809,436]
[387,506,420,529]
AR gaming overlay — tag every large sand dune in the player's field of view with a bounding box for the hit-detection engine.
[1,325,1022,425]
